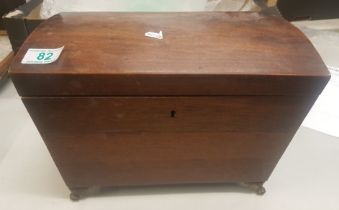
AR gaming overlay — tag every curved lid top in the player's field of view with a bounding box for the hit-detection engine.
[10,12,330,96]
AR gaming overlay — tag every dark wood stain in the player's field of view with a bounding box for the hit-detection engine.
[10,12,329,96]
[9,12,330,195]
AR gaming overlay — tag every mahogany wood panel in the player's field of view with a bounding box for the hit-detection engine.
[10,12,330,96]
[23,96,315,189]
[11,74,329,97]
[42,132,293,189]
[23,96,314,134]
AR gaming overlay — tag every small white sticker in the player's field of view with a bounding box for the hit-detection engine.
[21,46,64,64]
[145,31,163,40]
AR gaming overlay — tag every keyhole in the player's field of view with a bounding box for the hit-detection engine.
[170,110,176,118]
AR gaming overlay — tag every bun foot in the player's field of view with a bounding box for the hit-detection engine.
[240,182,266,195]
[70,192,81,201]
[255,185,266,195]
[69,186,101,201]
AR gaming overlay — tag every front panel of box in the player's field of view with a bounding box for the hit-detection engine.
[23,96,313,189]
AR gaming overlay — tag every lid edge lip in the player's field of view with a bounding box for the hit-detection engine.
[8,71,331,77]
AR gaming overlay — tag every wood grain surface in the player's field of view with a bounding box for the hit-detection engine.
[41,131,293,188]
[23,96,314,134]
[10,12,330,96]
[23,96,315,189]
[10,12,330,194]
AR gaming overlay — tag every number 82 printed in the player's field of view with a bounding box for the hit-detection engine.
[37,52,54,61]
